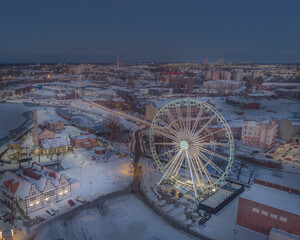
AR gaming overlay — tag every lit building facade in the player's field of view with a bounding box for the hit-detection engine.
[237,178,300,237]
[241,120,277,149]
[1,163,71,214]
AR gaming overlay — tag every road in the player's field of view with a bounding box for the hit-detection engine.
[83,99,151,127]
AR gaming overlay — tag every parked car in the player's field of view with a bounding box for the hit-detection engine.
[68,199,75,207]
[266,155,273,159]
[46,209,55,216]
[75,197,86,203]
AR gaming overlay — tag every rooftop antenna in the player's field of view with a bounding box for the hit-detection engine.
[206,54,208,65]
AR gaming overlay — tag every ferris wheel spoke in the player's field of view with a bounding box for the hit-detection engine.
[201,141,230,148]
[185,104,191,137]
[189,148,206,187]
[156,118,179,138]
[193,128,226,144]
[194,154,213,185]
[191,115,217,141]
[154,142,178,147]
[198,151,224,175]
[155,130,179,143]
[170,153,185,178]
[187,150,202,188]
[166,109,181,133]
[195,145,229,162]
[158,149,183,185]
[185,150,198,199]
[175,105,185,133]
[191,106,204,134]
[158,147,180,158]
[187,103,191,130]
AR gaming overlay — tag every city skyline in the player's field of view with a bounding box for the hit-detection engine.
[1,0,300,63]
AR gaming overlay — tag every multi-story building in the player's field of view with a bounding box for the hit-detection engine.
[1,163,71,214]
[205,71,220,81]
[220,71,232,80]
[237,176,300,237]
[232,70,244,82]
[241,120,277,149]
[203,80,242,93]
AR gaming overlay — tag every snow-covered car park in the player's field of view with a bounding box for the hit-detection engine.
[268,142,300,163]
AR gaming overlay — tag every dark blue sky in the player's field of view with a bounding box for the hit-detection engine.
[0,0,299,63]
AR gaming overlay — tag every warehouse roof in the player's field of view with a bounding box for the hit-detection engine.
[241,183,300,215]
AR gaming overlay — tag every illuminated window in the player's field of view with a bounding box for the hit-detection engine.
[261,210,268,216]
[270,214,277,219]
[252,208,259,213]
[279,216,287,222]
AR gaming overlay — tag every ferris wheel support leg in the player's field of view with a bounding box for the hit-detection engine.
[158,149,183,185]
[185,150,198,199]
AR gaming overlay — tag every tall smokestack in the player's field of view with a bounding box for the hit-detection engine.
[33,109,39,146]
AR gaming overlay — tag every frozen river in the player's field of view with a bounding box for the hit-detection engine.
[34,195,194,240]
[0,103,36,139]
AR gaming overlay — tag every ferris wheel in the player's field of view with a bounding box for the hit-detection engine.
[149,99,234,199]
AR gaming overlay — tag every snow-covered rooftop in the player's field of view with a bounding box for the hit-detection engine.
[255,175,300,190]
[71,134,97,140]
[1,171,31,200]
[41,138,69,149]
[240,184,300,215]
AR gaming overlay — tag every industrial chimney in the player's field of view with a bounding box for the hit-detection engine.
[33,109,39,146]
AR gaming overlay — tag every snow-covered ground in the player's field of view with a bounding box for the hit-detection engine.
[138,156,300,240]
[152,97,300,127]
[34,195,194,240]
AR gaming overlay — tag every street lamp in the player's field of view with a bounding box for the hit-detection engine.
[89,181,92,192]
[233,228,238,240]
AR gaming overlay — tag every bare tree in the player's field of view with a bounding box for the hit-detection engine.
[104,115,121,146]
[248,167,256,184]
[237,162,246,181]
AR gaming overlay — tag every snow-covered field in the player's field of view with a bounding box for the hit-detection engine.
[152,97,300,126]
[34,195,193,240]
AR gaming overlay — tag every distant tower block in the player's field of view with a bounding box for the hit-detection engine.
[117,56,120,70]
[33,109,39,146]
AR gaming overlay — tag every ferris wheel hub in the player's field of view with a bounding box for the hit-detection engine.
[180,141,189,150]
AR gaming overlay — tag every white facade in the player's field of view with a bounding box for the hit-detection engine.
[241,120,278,149]
[220,71,232,80]
[1,163,71,214]
[232,70,244,82]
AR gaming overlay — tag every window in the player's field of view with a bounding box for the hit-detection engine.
[252,208,259,213]
[270,214,277,219]
[279,216,287,222]
[261,210,268,216]
[44,190,55,198]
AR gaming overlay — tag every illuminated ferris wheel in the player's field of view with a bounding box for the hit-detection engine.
[149,99,234,199]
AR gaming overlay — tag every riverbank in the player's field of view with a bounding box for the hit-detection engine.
[0,110,33,148]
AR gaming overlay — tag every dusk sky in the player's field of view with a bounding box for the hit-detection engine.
[1,0,299,63]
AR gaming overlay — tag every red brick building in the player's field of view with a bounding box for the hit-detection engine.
[70,133,98,149]
[236,178,300,237]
